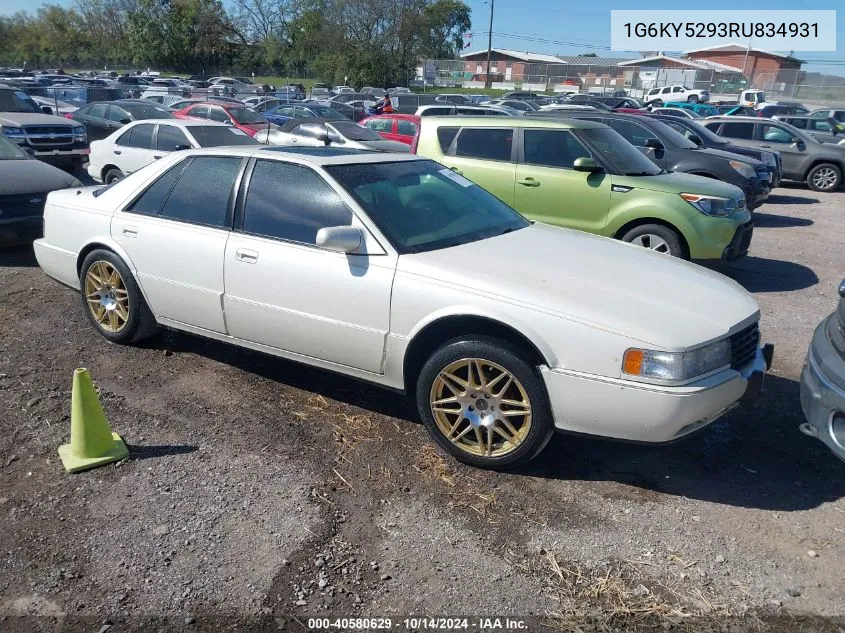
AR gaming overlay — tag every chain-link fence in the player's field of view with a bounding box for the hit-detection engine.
[416,59,845,105]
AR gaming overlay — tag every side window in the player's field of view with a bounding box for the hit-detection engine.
[157,125,191,151]
[454,128,513,161]
[277,106,296,117]
[719,122,755,140]
[437,127,459,153]
[115,128,134,147]
[606,120,652,147]
[760,124,794,144]
[812,120,832,131]
[127,161,191,216]
[87,103,108,119]
[523,129,591,169]
[397,119,416,135]
[208,108,229,123]
[787,118,807,129]
[296,107,314,118]
[293,123,325,139]
[365,118,393,132]
[190,105,210,119]
[107,106,129,122]
[160,156,242,227]
[127,123,154,149]
[662,87,672,94]
[673,86,684,93]
[242,160,352,245]
[834,112,845,123]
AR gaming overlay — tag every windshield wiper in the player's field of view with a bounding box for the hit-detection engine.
[624,171,659,176]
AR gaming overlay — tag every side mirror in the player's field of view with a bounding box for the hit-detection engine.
[689,134,703,146]
[174,144,191,151]
[23,146,36,156]
[120,118,131,125]
[318,132,331,146]
[41,105,53,115]
[573,157,602,173]
[316,226,362,253]
[644,137,663,150]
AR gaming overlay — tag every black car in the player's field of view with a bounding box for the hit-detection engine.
[71,99,174,141]
[529,111,770,210]
[648,113,782,187]
[0,135,80,246]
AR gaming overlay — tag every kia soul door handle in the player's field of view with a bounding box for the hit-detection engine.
[235,248,258,263]
[518,178,540,187]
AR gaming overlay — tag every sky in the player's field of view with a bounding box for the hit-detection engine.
[2,0,843,74]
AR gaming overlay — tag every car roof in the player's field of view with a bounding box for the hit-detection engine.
[419,115,604,130]
[124,119,230,129]
[177,145,423,166]
[364,113,419,121]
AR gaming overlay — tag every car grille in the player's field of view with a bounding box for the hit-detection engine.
[730,322,760,369]
[23,126,75,146]
[0,192,48,220]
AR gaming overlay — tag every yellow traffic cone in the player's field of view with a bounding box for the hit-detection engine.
[58,368,128,473]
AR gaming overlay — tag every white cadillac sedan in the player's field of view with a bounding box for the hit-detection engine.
[34,146,771,469]
[86,120,259,184]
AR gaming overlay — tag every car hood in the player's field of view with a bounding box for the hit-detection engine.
[355,139,410,153]
[697,146,763,166]
[397,223,758,350]
[0,112,78,126]
[611,170,746,198]
[0,158,78,195]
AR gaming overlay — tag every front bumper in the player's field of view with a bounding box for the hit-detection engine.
[541,345,771,443]
[742,176,770,210]
[0,216,43,247]
[721,220,754,262]
[799,317,845,463]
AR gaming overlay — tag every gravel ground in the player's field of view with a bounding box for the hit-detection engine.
[1,184,844,633]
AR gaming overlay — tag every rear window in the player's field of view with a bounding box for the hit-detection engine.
[720,122,755,140]
[437,127,459,153]
[454,128,514,162]
[190,126,258,147]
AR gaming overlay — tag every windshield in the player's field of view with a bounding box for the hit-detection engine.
[578,127,662,176]
[329,121,382,141]
[0,89,41,113]
[125,104,174,119]
[308,105,346,118]
[326,160,529,254]
[191,126,260,147]
[229,107,268,124]
[0,135,27,159]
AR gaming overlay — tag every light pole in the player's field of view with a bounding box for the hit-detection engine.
[484,0,495,89]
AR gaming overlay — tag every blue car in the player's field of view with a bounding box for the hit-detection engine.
[662,101,720,117]
[263,103,348,125]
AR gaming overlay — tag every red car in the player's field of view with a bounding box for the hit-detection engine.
[172,102,274,137]
[359,113,420,145]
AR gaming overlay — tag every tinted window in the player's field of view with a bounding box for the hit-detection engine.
[579,127,661,176]
[156,125,191,151]
[107,106,129,122]
[605,119,653,146]
[127,161,191,216]
[127,123,154,149]
[719,122,755,140]
[158,157,241,227]
[455,128,513,161]
[87,103,108,119]
[812,120,832,131]
[523,129,591,169]
[124,104,173,120]
[438,127,459,153]
[243,160,351,245]
[787,118,807,129]
[190,126,258,147]
[397,119,417,135]
[673,86,684,92]
[189,105,210,118]
[208,107,230,123]
[365,118,393,132]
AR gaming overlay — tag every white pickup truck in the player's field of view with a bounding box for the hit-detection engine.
[644,85,710,105]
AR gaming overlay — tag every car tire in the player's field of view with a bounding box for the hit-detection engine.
[104,168,124,184]
[687,95,699,103]
[79,249,158,345]
[416,336,554,470]
[806,163,842,192]
[620,223,685,258]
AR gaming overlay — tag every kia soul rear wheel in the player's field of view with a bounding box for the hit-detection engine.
[416,337,554,469]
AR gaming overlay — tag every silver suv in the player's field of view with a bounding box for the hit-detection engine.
[0,85,88,172]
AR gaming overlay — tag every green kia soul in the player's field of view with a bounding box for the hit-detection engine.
[415,117,753,260]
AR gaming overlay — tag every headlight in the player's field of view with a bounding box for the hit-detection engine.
[623,338,731,382]
[71,124,86,139]
[761,152,776,167]
[729,159,756,179]
[680,193,738,217]
[1,126,25,142]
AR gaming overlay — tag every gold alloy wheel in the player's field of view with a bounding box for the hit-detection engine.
[430,358,532,458]
[84,261,130,333]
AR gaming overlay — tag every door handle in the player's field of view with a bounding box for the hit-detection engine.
[760,145,772,148]
[518,178,540,187]
[235,248,258,263]
[122,225,138,237]
[113,150,121,155]
[153,155,162,160]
